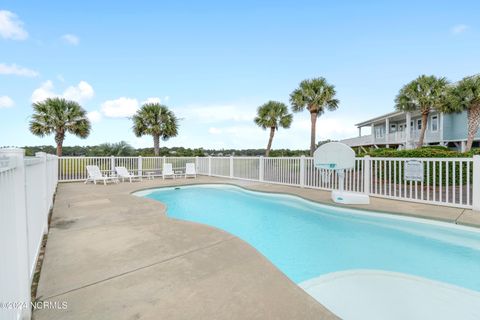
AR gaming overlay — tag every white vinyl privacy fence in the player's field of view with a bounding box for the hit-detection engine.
[59,155,480,210]
[0,149,58,320]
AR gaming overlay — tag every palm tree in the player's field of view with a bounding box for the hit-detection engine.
[254,101,293,156]
[132,103,179,156]
[290,77,339,155]
[29,97,91,156]
[395,75,449,148]
[443,75,480,152]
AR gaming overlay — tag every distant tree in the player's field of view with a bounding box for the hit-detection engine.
[132,103,179,156]
[316,139,333,147]
[395,75,449,148]
[290,77,339,155]
[95,141,135,156]
[23,145,56,156]
[29,97,91,156]
[254,101,293,156]
[443,75,480,152]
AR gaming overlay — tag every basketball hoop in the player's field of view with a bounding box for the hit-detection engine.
[314,142,369,205]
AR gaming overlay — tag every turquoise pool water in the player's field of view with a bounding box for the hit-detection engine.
[137,184,480,291]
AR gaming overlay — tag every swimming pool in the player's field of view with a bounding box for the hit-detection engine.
[135,184,480,292]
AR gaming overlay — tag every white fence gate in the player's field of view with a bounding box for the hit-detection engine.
[0,149,58,320]
[58,155,480,210]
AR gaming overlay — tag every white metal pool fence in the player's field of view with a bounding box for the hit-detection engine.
[1,149,480,320]
[58,155,480,210]
[0,149,58,320]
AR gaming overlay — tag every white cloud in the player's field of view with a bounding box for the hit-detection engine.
[142,97,162,104]
[31,80,95,103]
[31,80,55,103]
[61,34,79,45]
[289,117,358,140]
[208,127,222,134]
[195,114,359,149]
[63,81,94,102]
[141,96,171,105]
[451,24,469,35]
[0,63,38,77]
[181,104,255,123]
[87,110,102,123]
[0,10,28,40]
[0,95,14,108]
[101,97,139,118]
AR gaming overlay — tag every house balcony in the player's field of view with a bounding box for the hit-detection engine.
[341,130,441,148]
[341,135,374,147]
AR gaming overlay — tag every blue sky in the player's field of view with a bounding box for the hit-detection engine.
[1,1,479,149]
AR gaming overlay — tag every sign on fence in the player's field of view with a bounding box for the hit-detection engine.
[404,160,424,182]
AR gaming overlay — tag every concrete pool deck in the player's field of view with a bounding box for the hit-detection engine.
[33,176,480,320]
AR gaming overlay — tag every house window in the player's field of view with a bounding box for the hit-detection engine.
[417,119,422,130]
[431,115,438,132]
[375,126,385,138]
[398,124,405,132]
[390,124,397,133]
[410,121,414,132]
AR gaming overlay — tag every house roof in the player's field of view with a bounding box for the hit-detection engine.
[355,111,405,127]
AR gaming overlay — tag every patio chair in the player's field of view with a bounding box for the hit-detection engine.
[115,166,142,183]
[85,165,118,185]
[185,163,197,179]
[162,163,175,180]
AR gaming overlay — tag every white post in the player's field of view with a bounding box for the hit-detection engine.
[163,156,166,171]
[36,152,49,234]
[259,156,264,182]
[363,156,371,195]
[208,156,212,176]
[110,155,115,173]
[230,156,234,178]
[138,156,143,177]
[195,156,199,170]
[371,123,375,143]
[439,112,444,144]
[406,112,412,149]
[300,155,305,188]
[0,148,32,319]
[385,117,390,147]
[358,127,362,137]
[473,155,480,211]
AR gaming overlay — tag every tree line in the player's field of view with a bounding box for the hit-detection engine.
[28,75,480,157]
[22,143,315,157]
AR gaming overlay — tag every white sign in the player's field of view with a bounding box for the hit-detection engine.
[404,160,424,182]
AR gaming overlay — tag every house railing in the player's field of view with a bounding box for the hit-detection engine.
[342,129,442,147]
[58,155,480,210]
[0,149,58,320]
[341,135,373,147]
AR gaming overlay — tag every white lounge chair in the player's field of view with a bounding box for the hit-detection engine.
[185,163,197,179]
[162,163,175,179]
[115,166,142,183]
[85,165,118,185]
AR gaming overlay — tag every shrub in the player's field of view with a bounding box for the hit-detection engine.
[359,147,478,186]
[360,147,479,158]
